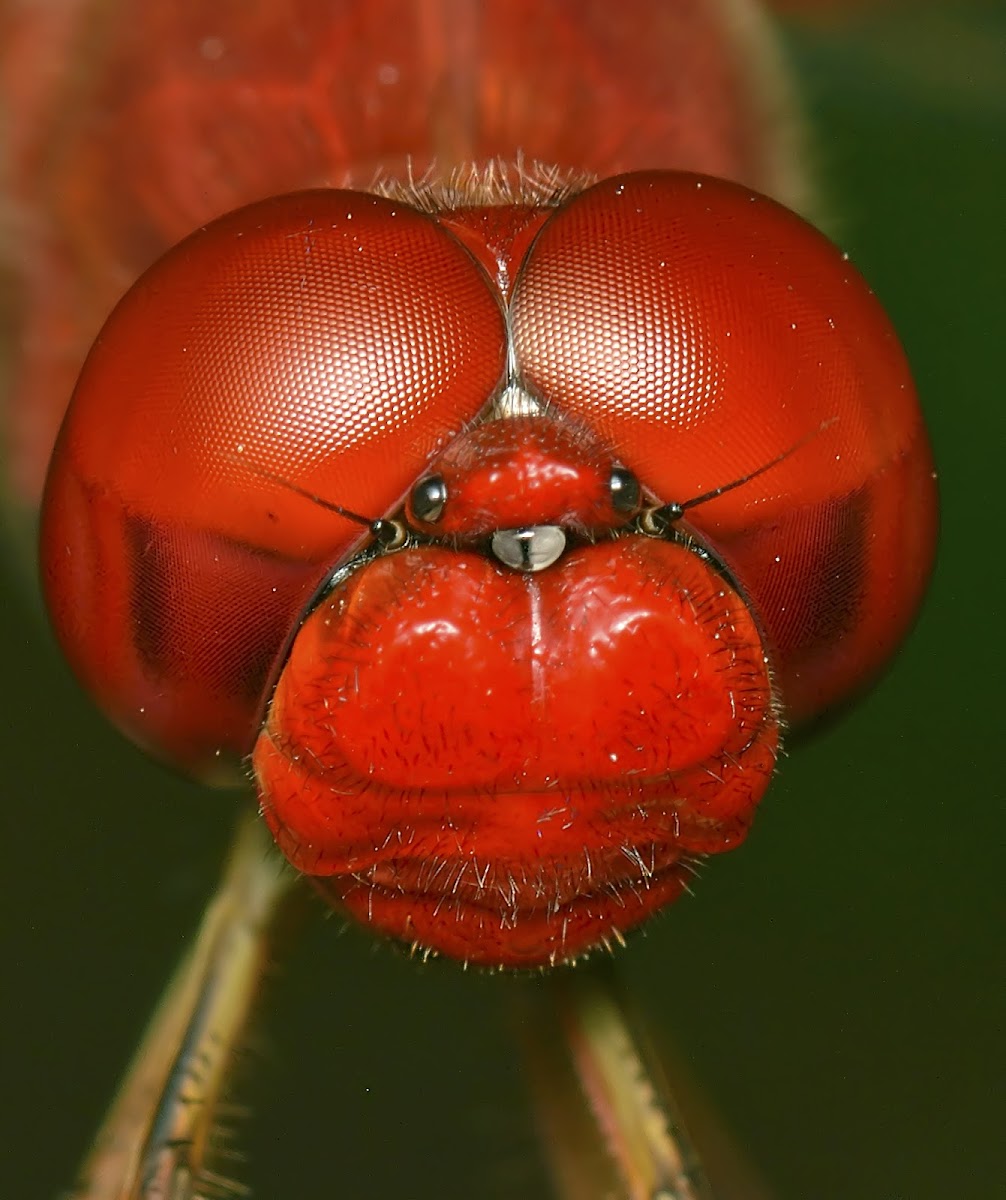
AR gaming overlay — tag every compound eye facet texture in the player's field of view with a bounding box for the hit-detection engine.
[41,189,507,775]
[510,171,937,723]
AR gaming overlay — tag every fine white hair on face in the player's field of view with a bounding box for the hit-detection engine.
[372,156,593,213]
[492,381,545,420]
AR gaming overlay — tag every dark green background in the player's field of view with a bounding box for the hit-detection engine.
[3,5,1003,1197]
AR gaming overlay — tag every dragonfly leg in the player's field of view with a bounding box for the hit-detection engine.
[69,811,302,1200]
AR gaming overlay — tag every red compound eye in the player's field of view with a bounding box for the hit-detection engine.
[40,190,507,776]
[511,172,937,722]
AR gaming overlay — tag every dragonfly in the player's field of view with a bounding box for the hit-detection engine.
[3,2,955,1200]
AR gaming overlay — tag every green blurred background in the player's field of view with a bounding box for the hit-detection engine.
[3,4,1003,1197]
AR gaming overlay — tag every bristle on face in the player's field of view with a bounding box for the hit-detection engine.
[371,156,594,212]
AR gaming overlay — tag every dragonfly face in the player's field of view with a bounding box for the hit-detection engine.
[40,170,934,966]
[5,0,969,1195]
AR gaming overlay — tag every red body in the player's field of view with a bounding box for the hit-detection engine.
[8,2,937,966]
